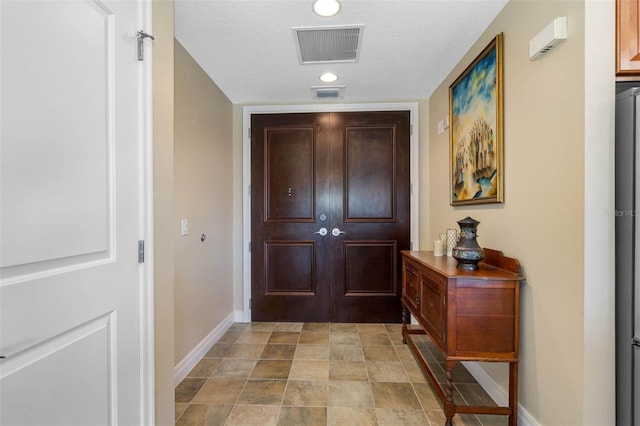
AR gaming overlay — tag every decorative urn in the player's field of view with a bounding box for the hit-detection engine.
[452,217,484,271]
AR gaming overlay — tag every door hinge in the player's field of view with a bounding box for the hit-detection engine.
[249,298,252,309]
[136,31,155,61]
[138,240,145,263]
[410,241,413,250]
[248,127,251,138]
[248,184,251,196]
[410,124,413,135]
[249,241,252,252]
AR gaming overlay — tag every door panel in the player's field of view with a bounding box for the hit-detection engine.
[343,241,397,295]
[265,242,316,294]
[251,111,409,323]
[1,0,112,275]
[345,126,396,220]
[265,128,315,221]
[251,113,330,322]
[329,111,410,323]
[0,1,145,424]
[0,314,113,426]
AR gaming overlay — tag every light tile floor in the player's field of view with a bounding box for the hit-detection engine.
[175,322,508,425]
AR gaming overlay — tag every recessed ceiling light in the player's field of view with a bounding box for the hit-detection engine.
[319,72,338,83]
[312,0,341,17]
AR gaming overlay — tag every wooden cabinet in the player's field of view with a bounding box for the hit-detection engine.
[401,249,524,426]
[617,0,640,79]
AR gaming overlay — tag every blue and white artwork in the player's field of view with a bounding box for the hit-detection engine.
[450,34,502,205]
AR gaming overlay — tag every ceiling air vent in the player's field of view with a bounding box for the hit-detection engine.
[293,25,364,64]
[311,86,345,100]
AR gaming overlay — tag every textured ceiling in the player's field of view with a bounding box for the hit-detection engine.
[175,0,508,104]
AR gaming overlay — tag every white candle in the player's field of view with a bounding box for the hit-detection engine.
[434,239,444,256]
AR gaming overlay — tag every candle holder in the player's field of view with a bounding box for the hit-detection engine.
[446,229,458,257]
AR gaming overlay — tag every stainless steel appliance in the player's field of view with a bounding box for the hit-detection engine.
[616,86,640,425]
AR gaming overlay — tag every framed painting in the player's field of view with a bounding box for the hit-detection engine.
[450,33,503,205]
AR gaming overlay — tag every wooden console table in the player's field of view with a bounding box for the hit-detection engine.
[401,249,523,426]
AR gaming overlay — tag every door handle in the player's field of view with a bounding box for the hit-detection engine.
[314,227,328,236]
[331,227,346,237]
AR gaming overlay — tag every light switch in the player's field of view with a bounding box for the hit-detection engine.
[181,219,189,236]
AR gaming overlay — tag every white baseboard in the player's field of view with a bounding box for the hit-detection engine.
[234,310,244,323]
[174,312,235,386]
[461,361,539,426]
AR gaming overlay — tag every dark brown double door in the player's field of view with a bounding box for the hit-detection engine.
[251,111,410,323]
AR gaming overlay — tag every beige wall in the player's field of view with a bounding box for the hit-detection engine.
[152,0,175,424]
[583,2,616,425]
[173,41,235,363]
[426,1,614,424]
[232,105,244,314]
[152,16,236,424]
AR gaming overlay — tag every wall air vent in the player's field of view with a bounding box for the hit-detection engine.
[311,86,345,100]
[293,25,364,64]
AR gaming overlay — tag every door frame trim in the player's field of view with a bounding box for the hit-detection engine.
[139,0,155,422]
[242,102,420,322]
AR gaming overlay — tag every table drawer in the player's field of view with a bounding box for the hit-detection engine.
[402,261,420,313]
[420,273,446,345]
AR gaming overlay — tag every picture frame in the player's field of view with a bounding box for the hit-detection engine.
[450,33,504,206]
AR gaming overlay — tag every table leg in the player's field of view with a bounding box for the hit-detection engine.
[401,305,408,344]
[508,361,519,426]
[444,360,456,425]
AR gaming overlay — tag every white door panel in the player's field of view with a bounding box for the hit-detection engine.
[0,0,148,424]
[1,313,114,426]
[1,0,112,270]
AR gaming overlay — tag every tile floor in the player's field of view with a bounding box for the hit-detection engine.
[175,322,508,425]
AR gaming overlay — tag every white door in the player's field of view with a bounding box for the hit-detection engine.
[0,1,151,425]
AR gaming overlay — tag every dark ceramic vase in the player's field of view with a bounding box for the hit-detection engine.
[452,217,484,271]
